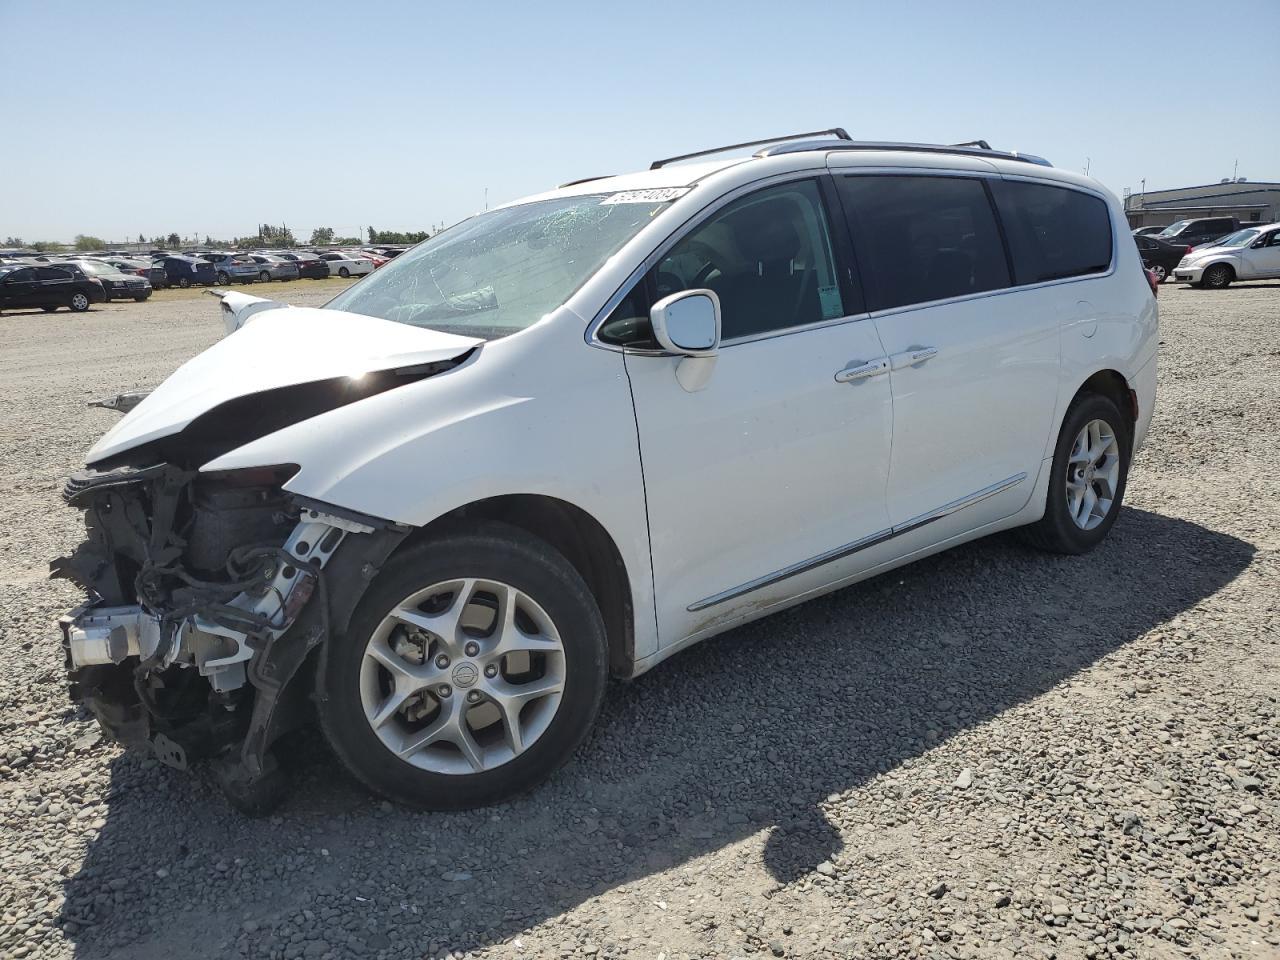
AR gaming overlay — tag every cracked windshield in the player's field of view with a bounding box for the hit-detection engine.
[325,194,672,339]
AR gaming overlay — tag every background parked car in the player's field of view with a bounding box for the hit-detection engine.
[1133,235,1189,281]
[100,257,168,290]
[1173,223,1280,288]
[247,254,301,282]
[198,253,259,285]
[1132,226,1166,237]
[317,251,373,277]
[157,255,217,288]
[273,252,329,279]
[58,259,152,301]
[357,250,390,269]
[1155,217,1239,249]
[0,263,106,312]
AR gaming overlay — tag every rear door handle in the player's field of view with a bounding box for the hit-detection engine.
[890,346,939,370]
[834,358,890,383]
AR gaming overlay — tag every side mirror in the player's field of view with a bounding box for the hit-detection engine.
[650,289,721,357]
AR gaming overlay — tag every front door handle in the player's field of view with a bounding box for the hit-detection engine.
[834,358,890,383]
[890,346,939,370]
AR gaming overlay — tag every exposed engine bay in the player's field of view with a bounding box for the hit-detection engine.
[52,462,408,812]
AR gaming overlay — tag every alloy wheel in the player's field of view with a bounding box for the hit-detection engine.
[71,293,89,311]
[1150,264,1166,281]
[359,578,566,775]
[1066,418,1120,530]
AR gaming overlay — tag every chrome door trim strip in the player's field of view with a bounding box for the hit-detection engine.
[686,472,1027,612]
[686,527,894,612]
[894,471,1028,534]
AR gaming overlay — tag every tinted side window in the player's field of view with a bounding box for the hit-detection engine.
[990,180,1113,284]
[597,276,657,349]
[837,175,1009,311]
[36,267,72,281]
[6,268,36,282]
[654,179,847,340]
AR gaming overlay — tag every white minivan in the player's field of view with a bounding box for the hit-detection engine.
[56,131,1158,812]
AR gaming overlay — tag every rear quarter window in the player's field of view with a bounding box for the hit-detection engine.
[990,180,1113,284]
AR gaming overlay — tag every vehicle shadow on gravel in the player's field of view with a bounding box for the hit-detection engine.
[60,507,1254,959]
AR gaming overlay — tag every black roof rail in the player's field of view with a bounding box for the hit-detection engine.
[755,139,1051,167]
[650,128,851,170]
[558,175,614,189]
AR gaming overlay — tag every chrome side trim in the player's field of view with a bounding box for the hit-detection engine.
[686,472,1027,612]
[893,472,1027,534]
[687,527,894,613]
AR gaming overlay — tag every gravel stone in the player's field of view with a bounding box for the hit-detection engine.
[0,283,1276,960]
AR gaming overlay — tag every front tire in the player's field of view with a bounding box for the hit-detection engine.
[178,276,191,289]
[41,305,59,313]
[1021,393,1131,554]
[338,266,350,278]
[69,292,91,312]
[318,523,608,809]
[1203,263,1233,289]
[259,270,271,282]
[1149,264,1167,282]
[216,271,230,285]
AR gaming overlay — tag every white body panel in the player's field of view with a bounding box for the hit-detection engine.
[623,318,893,645]
[84,146,1158,677]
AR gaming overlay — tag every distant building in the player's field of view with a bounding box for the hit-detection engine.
[1126,180,1280,228]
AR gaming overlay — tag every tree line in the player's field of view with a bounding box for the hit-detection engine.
[4,222,434,253]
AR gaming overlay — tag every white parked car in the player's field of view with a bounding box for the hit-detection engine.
[1172,223,1280,288]
[56,131,1158,812]
[318,251,374,278]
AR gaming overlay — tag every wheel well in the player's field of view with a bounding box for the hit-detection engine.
[1076,369,1137,424]
[401,495,635,678]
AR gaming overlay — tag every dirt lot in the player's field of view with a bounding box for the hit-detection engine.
[0,282,1276,960]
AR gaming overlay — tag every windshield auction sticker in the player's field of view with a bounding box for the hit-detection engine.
[600,188,692,204]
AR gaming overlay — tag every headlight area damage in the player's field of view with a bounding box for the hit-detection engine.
[51,463,409,813]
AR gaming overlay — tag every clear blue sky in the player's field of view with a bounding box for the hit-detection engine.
[2,0,1277,244]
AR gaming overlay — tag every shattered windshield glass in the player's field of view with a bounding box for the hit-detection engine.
[324,194,670,339]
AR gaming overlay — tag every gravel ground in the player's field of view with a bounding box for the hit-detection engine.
[1,282,1276,960]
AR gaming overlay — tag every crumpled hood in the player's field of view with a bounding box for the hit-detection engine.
[86,308,482,465]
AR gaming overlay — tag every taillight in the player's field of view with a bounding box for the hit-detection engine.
[1144,267,1159,297]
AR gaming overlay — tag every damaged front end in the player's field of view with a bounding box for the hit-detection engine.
[52,462,407,812]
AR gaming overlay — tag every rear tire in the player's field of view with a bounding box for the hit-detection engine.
[69,292,91,312]
[1148,264,1167,282]
[259,270,271,282]
[338,267,350,278]
[133,294,149,302]
[216,271,230,285]
[1020,393,1131,555]
[318,522,608,810]
[1203,263,1233,289]
[178,277,191,289]
[41,305,59,313]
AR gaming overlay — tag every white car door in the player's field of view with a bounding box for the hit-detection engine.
[835,173,1072,542]
[1241,228,1280,278]
[610,178,894,646]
